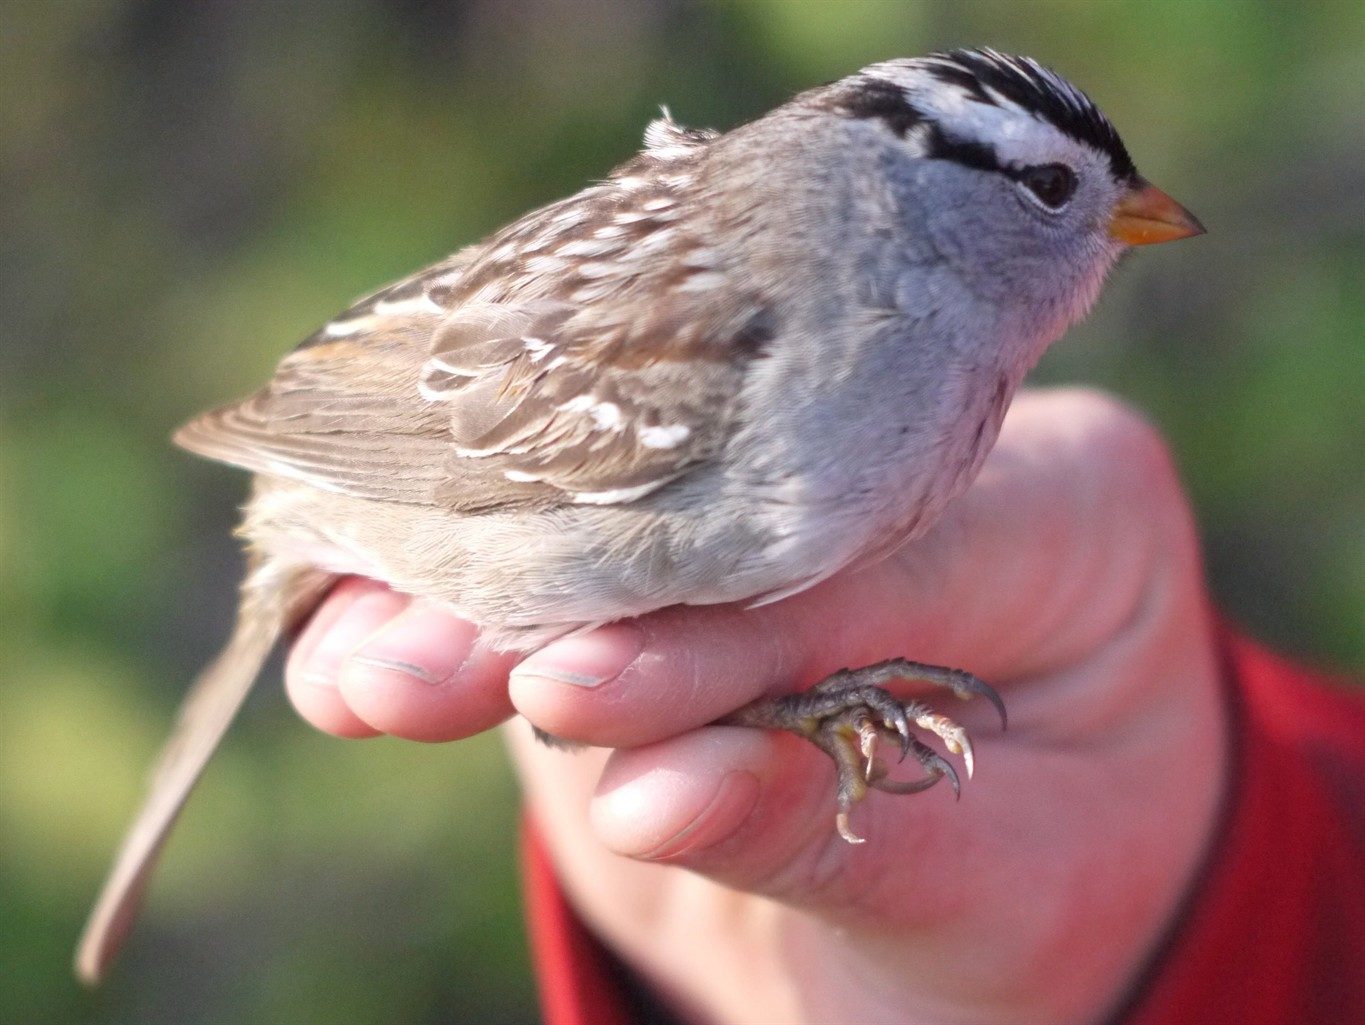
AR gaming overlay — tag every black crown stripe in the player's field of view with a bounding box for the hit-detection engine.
[935,49,1137,182]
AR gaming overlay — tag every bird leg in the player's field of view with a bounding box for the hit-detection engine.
[720,659,1006,843]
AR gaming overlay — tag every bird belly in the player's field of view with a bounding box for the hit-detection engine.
[236,348,1012,651]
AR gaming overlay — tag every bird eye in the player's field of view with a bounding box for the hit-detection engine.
[1018,164,1078,210]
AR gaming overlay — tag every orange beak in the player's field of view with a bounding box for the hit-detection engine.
[1109,178,1205,246]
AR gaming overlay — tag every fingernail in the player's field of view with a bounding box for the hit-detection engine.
[301,588,412,688]
[344,603,480,689]
[512,623,645,688]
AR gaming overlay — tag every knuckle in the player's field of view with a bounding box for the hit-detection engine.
[1052,387,1181,493]
[1051,388,1196,558]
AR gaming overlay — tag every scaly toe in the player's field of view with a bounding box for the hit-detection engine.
[856,718,880,781]
[717,658,1006,844]
[915,711,976,780]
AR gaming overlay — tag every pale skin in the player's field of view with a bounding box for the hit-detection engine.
[284,388,1229,1025]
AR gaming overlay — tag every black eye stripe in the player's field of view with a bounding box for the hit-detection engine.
[823,71,1100,207]
[923,125,1007,174]
[923,126,1079,209]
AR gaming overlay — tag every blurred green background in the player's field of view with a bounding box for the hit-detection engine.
[2,1,1361,1022]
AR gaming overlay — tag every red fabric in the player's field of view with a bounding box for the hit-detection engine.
[522,818,633,1025]
[522,630,1365,1025]
[1124,630,1365,1025]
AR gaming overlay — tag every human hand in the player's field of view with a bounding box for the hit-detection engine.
[285,388,1228,1025]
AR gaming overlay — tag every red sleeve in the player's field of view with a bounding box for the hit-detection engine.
[522,817,635,1025]
[522,628,1365,1025]
[1119,628,1365,1025]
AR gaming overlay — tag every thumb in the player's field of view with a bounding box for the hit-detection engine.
[522,710,1034,931]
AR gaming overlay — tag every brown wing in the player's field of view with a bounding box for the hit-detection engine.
[420,288,769,508]
[174,255,470,505]
[176,127,771,512]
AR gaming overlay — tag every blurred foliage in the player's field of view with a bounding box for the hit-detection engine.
[1,1,1360,1023]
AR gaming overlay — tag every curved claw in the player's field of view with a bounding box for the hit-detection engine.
[952,672,1008,730]
[892,715,912,762]
[934,756,962,800]
[836,810,866,845]
[985,688,1008,731]
[907,747,961,800]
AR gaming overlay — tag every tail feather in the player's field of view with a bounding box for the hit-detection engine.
[75,562,330,985]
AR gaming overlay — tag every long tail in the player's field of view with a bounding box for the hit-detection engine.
[75,560,330,985]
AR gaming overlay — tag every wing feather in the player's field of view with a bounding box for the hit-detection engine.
[175,129,769,512]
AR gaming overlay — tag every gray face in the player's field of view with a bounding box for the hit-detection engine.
[906,132,1127,344]
[842,53,1138,345]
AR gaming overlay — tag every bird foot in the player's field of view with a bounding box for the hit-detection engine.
[720,659,1006,843]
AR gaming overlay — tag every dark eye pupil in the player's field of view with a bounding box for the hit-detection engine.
[1021,164,1077,209]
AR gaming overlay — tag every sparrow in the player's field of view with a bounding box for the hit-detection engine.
[76,48,1203,983]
